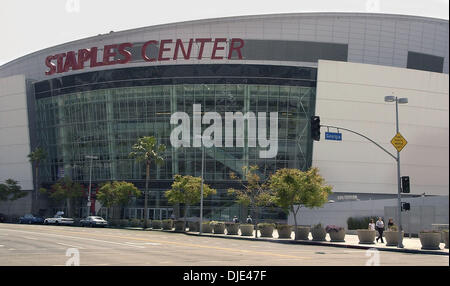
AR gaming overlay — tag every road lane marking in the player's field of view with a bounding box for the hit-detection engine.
[2,226,309,260]
[1,228,145,249]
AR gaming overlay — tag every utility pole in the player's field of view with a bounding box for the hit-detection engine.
[85,155,98,217]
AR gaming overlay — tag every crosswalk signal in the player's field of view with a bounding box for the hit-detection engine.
[401,176,410,193]
[402,202,410,211]
[311,116,321,141]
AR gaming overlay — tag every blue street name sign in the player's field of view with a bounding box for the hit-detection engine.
[325,132,342,141]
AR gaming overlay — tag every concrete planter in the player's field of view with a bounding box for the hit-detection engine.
[162,220,173,230]
[152,220,162,229]
[357,230,376,244]
[294,226,310,240]
[311,227,327,241]
[276,225,292,239]
[419,232,441,250]
[225,223,239,235]
[384,231,404,246]
[258,224,274,238]
[201,222,213,233]
[328,229,346,242]
[188,221,199,232]
[213,223,226,234]
[240,224,254,236]
[443,231,449,249]
[174,220,186,232]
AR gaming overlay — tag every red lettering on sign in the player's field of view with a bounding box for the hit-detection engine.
[173,39,193,60]
[158,39,172,61]
[55,53,66,73]
[142,40,158,62]
[90,47,104,67]
[44,38,246,75]
[77,49,91,69]
[211,38,227,60]
[63,51,79,72]
[45,55,57,75]
[195,38,212,60]
[228,38,244,60]
[117,43,133,64]
[103,44,117,65]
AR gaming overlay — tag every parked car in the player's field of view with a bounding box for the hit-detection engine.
[80,216,108,227]
[44,213,74,225]
[19,214,44,224]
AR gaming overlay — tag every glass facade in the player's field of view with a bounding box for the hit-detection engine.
[34,64,317,220]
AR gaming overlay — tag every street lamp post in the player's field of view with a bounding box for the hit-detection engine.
[85,155,98,217]
[384,96,408,248]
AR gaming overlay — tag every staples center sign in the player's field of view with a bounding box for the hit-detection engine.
[45,38,245,76]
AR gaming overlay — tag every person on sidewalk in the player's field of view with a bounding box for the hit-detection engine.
[246,215,253,224]
[376,217,385,243]
[232,216,239,223]
[368,219,376,231]
[387,218,394,230]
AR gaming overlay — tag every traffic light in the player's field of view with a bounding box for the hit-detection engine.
[401,176,410,193]
[311,116,321,141]
[402,202,410,211]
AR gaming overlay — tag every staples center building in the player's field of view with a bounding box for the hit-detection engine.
[0,13,448,220]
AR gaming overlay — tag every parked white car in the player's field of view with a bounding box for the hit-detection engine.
[80,216,108,227]
[44,213,74,225]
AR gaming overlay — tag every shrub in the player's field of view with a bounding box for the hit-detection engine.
[276,224,292,230]
[129,218,141,227]
[420,230,441,233]
[162,219,173,229]
[312,223,324,229]
[326,225,344,233]
[257,223,275,228]
[347,216,378,230]
[152,220,162,229]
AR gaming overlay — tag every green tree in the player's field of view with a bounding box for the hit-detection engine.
[97,181,141,220]
[0,179,28,218]
[129,136,166,228]
[165,175,216,220]
[268,167,332,240]
[27,147,47,213]
[227,165,273,238]
[40,177,84,217]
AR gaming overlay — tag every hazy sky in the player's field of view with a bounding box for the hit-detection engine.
[0,0,448,66]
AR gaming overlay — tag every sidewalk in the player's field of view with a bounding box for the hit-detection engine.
[181,229,449,256]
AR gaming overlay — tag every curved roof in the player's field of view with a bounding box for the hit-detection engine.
[1,12,448,79]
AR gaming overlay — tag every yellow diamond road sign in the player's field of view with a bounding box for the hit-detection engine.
[391,132,408,152]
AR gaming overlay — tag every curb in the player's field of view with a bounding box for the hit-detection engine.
[106,226,449,256]
[180,231,449,256]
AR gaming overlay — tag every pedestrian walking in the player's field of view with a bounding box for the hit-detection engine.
[376,217,385,243]
[232,216,239,223]
[368,219,375,231]
[246,215,253,224]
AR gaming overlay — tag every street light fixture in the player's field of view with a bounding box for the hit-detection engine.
[85,155,98,217]
[384,96,408,248]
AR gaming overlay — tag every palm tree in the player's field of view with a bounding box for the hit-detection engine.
[28,147,47,214]
[129,136,166,229]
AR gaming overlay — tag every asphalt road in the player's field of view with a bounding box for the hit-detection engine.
[0,223,448,266]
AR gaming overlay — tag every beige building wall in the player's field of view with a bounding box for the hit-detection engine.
[314,60,449,196]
